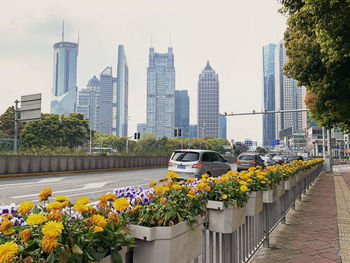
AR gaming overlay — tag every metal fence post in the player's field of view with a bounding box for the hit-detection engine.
[263,203,269,248]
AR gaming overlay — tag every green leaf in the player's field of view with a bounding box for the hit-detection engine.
[46,251,55,263]
[111,250,123,263]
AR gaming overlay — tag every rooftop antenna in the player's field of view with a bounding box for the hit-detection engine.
[62,19,64,42]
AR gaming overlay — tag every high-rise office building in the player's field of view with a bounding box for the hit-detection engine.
[51,28,78,115]
[175,90,190,138]
[190,125,198,138]
[146,47,175,138]
[197,61,219,138]
[275,40,303,138]
[219,115,227,139]
[77,76,100,130]
[99,67,115,135]
[116,45,129,137]
[262,43,277,147]
[137,123,147,137]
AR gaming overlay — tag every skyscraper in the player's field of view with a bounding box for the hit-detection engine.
[116,45,129,137]
[146,47,175,138]
[99,67,115,135]
[262,43,277,147]
[275,40,303,137]
[51,26,78,115]
[77,76,100,130]
[197,61,219,138]
[175,90,190,138]
[219,115,227,139]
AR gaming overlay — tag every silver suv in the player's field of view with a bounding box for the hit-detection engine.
[168,149,231,179]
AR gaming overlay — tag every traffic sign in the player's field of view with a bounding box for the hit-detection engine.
[271,139,280,145]
[244,141,252,146]
[236,142,242,146]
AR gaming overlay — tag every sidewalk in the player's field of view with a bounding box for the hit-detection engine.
[250,165,350,263]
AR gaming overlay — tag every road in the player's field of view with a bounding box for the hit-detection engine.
[0,164,236,205]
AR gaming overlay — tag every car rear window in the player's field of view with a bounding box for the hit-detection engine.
[171,152,200,162]
[238,155,254,160]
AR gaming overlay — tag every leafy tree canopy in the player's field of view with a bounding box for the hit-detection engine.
[0,106,23,138]
[280,0,350,131]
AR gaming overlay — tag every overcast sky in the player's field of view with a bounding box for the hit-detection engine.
[0,0,287,144]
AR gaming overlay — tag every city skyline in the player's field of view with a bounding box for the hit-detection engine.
[0,0,287,144]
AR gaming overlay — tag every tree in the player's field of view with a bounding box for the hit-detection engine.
[256,147,267,155]
[20,113,89,149]
[280,0,350,131]
[0,106,23,138]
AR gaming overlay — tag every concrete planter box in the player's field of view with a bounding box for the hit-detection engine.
[207,200,245,233]
[277,181,285,197]
[296,172,303,182]
[129,215,202,263]
[263,187,277,203]
[246,191,263,216]
[285,177,296,190]
[98,247,128,263]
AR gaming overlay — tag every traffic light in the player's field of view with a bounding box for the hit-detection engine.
[178,129,182,137]
[174,129,178,137]
[134,132,140,140]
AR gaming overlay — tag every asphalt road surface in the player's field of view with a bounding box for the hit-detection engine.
[0,164,236,205]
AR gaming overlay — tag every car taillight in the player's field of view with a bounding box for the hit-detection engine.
[252,161,256,165]
[192,163,202,168]
[168,162,173,167]
[236,160,239,164]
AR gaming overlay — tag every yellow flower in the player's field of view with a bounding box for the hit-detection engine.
[132,205,142,213]
[3,229,15,236]
[91,215,107,228]
[107,213,120,225]
[160,197,167,205]
[93,226,104,232]
[238,180,247,185]
[221,194,228,199]
[46,202,64,212]
[149,180,157,188]
[186,178,195,184]
[154,185,164,195]
[240,185,249,192]
[73,203,90,213]
[201,173,209,178]
[221,176,228,184]
[17,201,34,215]
[54,195,70,203]
[42,236,58,253]
[26,213,48,225]
[0,218,13,233]
[261,181,266,184]
[114,197,130,211]
[205,186,211,192]
[166,170,179,179]
[187,187,196,198]
[76,196,91,205]
[42,221,64,238]
[166,180,173,188]
[39,187,52,202]
[20,229,31,243]
[172,184,181,190]
[0,241,18,263]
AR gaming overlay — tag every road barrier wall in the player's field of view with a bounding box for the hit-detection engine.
[0,155,169,175]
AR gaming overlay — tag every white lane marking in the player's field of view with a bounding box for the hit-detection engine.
[11,182,110,199]
[0,177,65,189]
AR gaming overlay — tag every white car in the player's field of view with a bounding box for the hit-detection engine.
[261,156,275,166]
[168,149,231,179]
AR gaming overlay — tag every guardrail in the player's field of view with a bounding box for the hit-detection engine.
[194,165,322,263]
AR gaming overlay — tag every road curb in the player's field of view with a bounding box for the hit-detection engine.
[0,166,168,179]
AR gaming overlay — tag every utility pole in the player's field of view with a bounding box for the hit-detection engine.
[326,129,333,172]
[322,127,326,160]
[14,100,19,151]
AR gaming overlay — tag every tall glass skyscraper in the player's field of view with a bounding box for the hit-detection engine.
[146,47,175,138]
[262,43,277,147]
[99,67,115,135]
[198,61,219,138]
[51,39,78,115]
[219,115,227,139]
[116,45,129,137]
[175,90,190,138]
[275,41,303,138]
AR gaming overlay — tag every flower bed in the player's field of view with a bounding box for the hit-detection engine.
[0,158,323,262]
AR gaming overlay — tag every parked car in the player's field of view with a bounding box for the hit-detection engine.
[168,149,231,179]
[261,156,275,167]
[272,155,284,165]
[236,153,265,172]
[286,155,304,163]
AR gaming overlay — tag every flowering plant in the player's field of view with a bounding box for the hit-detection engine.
[129,171,206,227]
[0,188,134,263]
